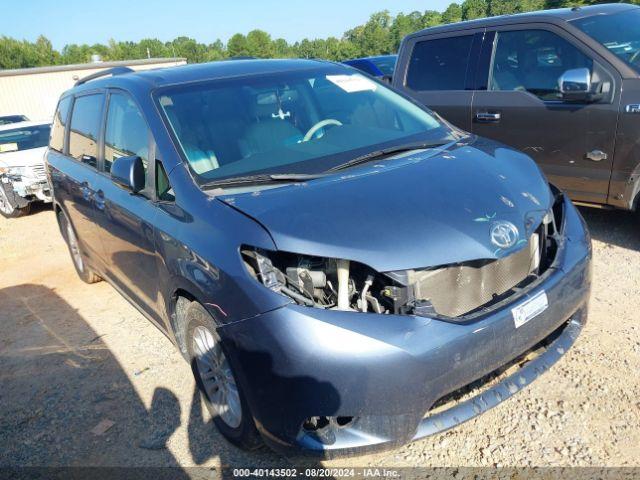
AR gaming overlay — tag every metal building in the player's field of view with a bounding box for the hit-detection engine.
[0,58,186,121]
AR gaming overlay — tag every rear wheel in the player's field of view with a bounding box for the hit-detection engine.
[57,210,101,284]
[0,186,30,218]
[185,301,262,450]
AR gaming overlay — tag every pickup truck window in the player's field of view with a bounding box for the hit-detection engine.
[406,35,474,91]
[571,9,640,74]
[490,30,593,101]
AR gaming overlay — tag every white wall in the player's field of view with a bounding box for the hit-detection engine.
[0,60,186,121]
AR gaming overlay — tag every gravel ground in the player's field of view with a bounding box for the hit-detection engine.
[0,203,639,472]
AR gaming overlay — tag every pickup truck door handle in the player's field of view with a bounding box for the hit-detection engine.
[475,112,501,123]
[586,150,608,162]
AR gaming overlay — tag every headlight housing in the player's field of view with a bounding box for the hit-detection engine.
[241,247,393,313]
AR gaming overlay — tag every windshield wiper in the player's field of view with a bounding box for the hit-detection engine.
[328,141,449,172]
[201,173,326,189]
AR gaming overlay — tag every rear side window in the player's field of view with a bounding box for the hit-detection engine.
[69,94,104,168]
[50,97,72,152]
[104,92,150,175]
[406,35,474,91]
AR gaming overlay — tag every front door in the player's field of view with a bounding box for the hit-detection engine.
[92,90,161,322]
[471,25,620,204]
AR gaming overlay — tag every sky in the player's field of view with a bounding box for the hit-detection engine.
[5,0,452,50]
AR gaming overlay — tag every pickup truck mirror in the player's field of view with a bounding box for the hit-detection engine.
[111,155,145,193]
[558,68,591,102]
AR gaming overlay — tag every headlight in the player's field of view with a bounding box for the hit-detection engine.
[241,247,393,313]
[0,166,26,179]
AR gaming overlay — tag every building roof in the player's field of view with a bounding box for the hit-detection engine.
[406,3,637,39]
[0,58,186,78]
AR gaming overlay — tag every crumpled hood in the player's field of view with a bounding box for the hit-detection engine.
[218,137,554,272]
[0,147,47,170]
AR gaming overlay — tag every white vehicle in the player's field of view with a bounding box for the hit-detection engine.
[0,121,52,218]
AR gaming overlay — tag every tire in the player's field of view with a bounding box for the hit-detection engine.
[0,185,30,218]
[57,210,102,284]
[185,301,262,450]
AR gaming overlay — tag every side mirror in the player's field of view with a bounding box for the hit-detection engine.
[111,155,145,193]
[558,68,591,102]
[380,74,393,84]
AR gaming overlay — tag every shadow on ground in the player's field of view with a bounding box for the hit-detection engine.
[578,207,640,252]
[0,284,191,476]
[0,284,328,478]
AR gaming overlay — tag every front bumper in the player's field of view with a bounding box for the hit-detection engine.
[219,196,591,457]
[1,175,52,205]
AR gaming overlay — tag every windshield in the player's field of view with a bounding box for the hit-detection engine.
[0,124,50,154]
[155,67,455,184]
[571,9,640,73]
[0,115,29,126]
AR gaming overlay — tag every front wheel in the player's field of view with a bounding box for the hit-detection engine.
[0,185,30,218]
[185,301,262,450]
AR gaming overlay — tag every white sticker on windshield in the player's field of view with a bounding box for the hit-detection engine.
[326,74,377,93]
[0,143,18,153]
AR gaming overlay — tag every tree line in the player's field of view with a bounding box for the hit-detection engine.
[0,0,634,69]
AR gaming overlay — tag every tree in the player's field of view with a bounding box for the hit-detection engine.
[273,38,292,58]
[0,0,614,69]
[246,30,275,58]
[390,11,424,50]
[227,33,250,58]
[345,10,393,56]
[462,0,489,20]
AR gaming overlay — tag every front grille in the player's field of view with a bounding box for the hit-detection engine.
[410,234,541,317]
[31,165,47,180]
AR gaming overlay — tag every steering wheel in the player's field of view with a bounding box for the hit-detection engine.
[302,119,343,142]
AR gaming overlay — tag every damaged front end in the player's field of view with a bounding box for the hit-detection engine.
[242,192,565,321]
[0,164,52,205]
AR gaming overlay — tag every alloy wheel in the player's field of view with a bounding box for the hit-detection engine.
[66,221,84,272]
[192,326,242,429]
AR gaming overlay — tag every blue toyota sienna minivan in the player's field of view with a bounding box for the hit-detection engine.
[46,59,591,457]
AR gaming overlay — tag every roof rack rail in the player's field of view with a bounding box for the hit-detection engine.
[74,66,134,87]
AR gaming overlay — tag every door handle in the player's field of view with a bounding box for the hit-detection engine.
[475,112,501,123]
[94,189,106,211]
[586,150,608,162]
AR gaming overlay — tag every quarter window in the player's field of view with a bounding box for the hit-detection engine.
[68,94,104,168]
[50,96,72,153]
[490,30,593,101]
[156,161,175,202]
[406,35,474,91]
[104,92,150,175]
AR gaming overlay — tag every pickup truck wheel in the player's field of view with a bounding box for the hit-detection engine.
[57,210,102,284]
[185,301,262,450]
[0,185,30,218]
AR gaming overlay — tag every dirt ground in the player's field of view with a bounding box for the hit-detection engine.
[0,203,639,472]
